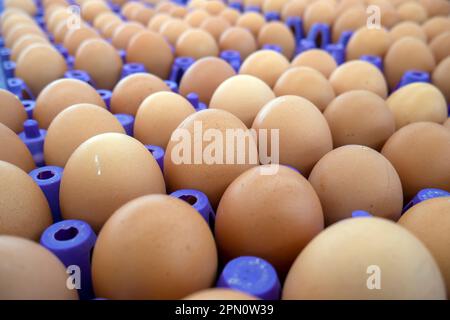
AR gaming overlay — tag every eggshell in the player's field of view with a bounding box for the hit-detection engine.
[429,31,450,63]
[175,28,219,59]
[397,1,428,23]
[101,19,122,39]
[60,133,166,232]
[257,21,296,59]
[324,90,395,150]
[134,92,196,147]
[5,24,45,48]
[93,12,121,31]
[200,15,231,41]
[179,57,236,104]
[262,0,290,13]
[235,12,265,37]
[159,19,190,45]
[44,104,125,167]
[2,16,34,38]
[169,5,188,19]
[445,118,450,130]
[331,6,366,43]
[164,109,258,207]
[81,0,110,23]
[219,8,240,25]
[4,0,37,16]
[53,19,71,44]
[281,0,308,21]
[63,26,100,56]
[381,122,450,199]
[0,123,35,172]
[110,73,170,116]
[334,0,363,16]
[34,78,106,129]
[219,27,257,60]
[291,49,337,78]
[202,0,226,15]
[303,0,335,33]
[419,0,450,16]
[329,60,388,98]
[184,288,258,300]
[0,236,79,300]
[111,22,145,50]
[92,194,217,299]
[239,50,290,88]
[183,9,210,27]
[274,67,335,112]
[0,89,27,133]
[147,13,171,31]
[432,56,450,102]
[384,37,436,90]
[10,34,50,61]
[46,7,71,34]
[390,21,428,42]
[283,218,446,299]
[422,16,450,42]
[346,27,392,60]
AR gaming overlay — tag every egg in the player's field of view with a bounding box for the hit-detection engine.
[274,67,335,112]
[390,21,428,43]
[303,0,335,33]
[156,1,175,13]
[46,7,71,34]
[335,0,363,16]
[134,92,196,148]
[252,96,332,175]
[93,12,121,31]
[202,0,226,15]
[262,0,289,13]
[291,49,337,78]
[159,19,190,45]
[179,57,236,104]
[219,27,257,60]
[10,34,50,61]
[219,8,240,25]
[147,13,171,31]
[53,20,71,44]
[4,0,37,16]
[0,123,35,172]
[0,160,51,240]
[200,16,231,42]
[110,73,170,116]
[34,78,106,129]
[0,235,79,299]
[331,6,366,43]
[257,21,296,59]
[381,122,450,199]
[81,0,110,23]
[5,24,46,48]
[210,75,275,128]
[387,83,447,129]
[239,50,290,88]
[92,194,217,299]
[309,145,403,224]
[445,118,450,130]
[235,12,265,37]
[44,104,125,167]
[283,218,446,299]
[429,31,450,63]
[397,1,428,23]
[60,133,165,232]
[215,165,324,274]
[127,31,173,80]
[0,89,27,133]
[15,44,67,97]
[175,28,219,59]
[164,109,258,207]
[324,90,395,150]
[101,19,123,39]
[384,37,436,90]
[2,12,32,35]
[111,22,145,50]
[74,39,122,90]
[169,5,188,19]
[419,0,450,17]
[346,27,392,60]
[422,16,450,42]
[183,288,258,300]
[183,9,210,27]
[63,26,100,56]
[432,56,450,102]
[120,1,142,20]
[281,0,308,21]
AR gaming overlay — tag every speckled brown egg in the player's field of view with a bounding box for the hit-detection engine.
[219,27,257,60]
[384,37,436,90]
[303,0,335,33]
[329,60,388,98]
[159,18,190,45]
[0,123,35,172]
[235,12,265,37]
[10,34,50,61]
[44,103,125,167]
[179,57,236,104]
[291,49,337,78]
[323,90,395,150]
[34,78,106,129]
[134,91,196,148]
[397,1,428,23]
[219,7,240,25]
[0,89,27,133]
[239,50,290,88]
[126,30,173,79]
[432,56,450,102]
[309,145,403,224]
[81,0,110,23]
[111,22,144,50]
[429,31,450,63]
[346,27,392,60]
[422,16,450,42]
[63,26,100,55]
[332,6,366,43]
[257,21,296,59]
[419,0,450,17]
[110,73,170,116]
[183,9,210,27]
[390,21,428,42]
[147,13,171,31]
[184,288,258,300]
[200,15,231,41]
[175,28,219,59]
[274,67,335,112]
[381,122,450,199]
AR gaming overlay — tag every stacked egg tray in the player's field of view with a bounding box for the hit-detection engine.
[0,0,450,301]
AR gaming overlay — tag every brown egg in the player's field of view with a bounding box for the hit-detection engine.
[53,20,71,44]
[46,7,71,34]
[445,118,450,130]
[283,218,446,299]
[179,57,235,104]
[346,27,392,60]
[63,26,100,55]
[390,21,428,42]
[385,37,436,90]
[126,30,173,79]
[10,34,50,61]
[2,15,34,38]
[202,0,226,15]
[332,6,366,43]
[274,67,335,112]
[0,123,35,172]
[422,16,450,42]
[257,21,296,59]
[215,165,324,274]
[381,122,450,199]
[239,50,290,88]
[74,39,122,90]
[329,61,388,98]
[44,104,125,167]
[0,235,79,300]
[432,56,450,102]
[101,19,123,39]
[5,24,46,48]
[324,90,395,150]
[219,8,240,25]
[183,9,210,27]
[110,73,170,116]
[0,160,51,240]
[235,12,265,37]
[92,194,217,299]
[169,5,188,19]
[200,16,231,42]
[419,0,450,17]
[175,28,219,59]
[429,31,450,63]
[281,0,308,21]
[0,89,27,133]
[15,44,67,97]
[4,0,37,16]
[147,13,171,31]
[134,92,196,147]
[81,0,110,23]
[387,83,447,129]
[93,12,121,31]
[164,109,258,207]
[155,1,175,13]
[131,6,155,25]
[397,1,428,23]
[262,0,290,13]
[121,1,142,20]
[291,49,337,78]
[159,19,190,45]
[309,145,403,224]
[34,78,106,129]
[303,0,335,33]
[184,288,258,300]
[335,0,363,16]
[111,22,144,50]
[219,27,257,60]
[60,133,165,232]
